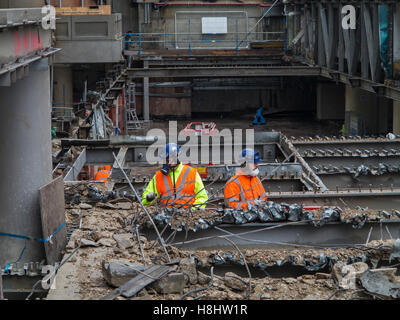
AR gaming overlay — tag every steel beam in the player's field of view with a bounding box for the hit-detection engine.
[126,66,321,78]
[144,221,400,250]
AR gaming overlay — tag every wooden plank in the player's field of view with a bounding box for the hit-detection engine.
[39,176,67,265]
[56,5,111,15]
[100,265,171,300]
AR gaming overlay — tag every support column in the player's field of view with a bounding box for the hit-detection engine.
[143,61,150,121]
[0,60,52,266]
[394,100,400,134]
[345,85,379,135]
[376,96,391,134]
[53,65,73,115]
[316,82,345,120]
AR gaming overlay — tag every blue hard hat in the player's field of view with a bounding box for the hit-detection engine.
[159,143,180,159]
[241,148,261,163]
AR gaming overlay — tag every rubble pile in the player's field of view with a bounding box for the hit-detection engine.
[137,203,400,232]
[51,204,400,301]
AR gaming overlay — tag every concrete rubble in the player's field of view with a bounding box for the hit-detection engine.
[45,201,400,300]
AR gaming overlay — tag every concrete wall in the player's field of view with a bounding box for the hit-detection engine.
[53,65,73,109]
[316,83,345,120]
[136,85,191,118]
[0,0,46,8]
[112,0,138,34]
[55,14,123,63]
[345,85,391,135]
[0,60,52,265]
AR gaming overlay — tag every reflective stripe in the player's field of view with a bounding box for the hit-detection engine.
[158,165,196,205]
[226,176,246,209]
[260,192,269,199]
[161,174,173,200]
[176,166,192,197]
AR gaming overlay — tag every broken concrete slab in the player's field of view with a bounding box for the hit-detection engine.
[112,233,133,250]
[100,265,171,300]
[98,238,116,247]
[102,261,146,287]
[80,239,98,247]
[97,203,116,209]
[70,209,81,217]
[149,273,185,294]
[179,257,198,285]
[390,239,400,262]
[360,270,400,299]
[115,202,132,210]
[370,268,400,283]
[224,272,247,291]
[79,203,93,209]
[198,271,211,285]
[332,261,368,287]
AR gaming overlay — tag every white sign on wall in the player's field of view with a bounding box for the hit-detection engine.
[201,17,228,34]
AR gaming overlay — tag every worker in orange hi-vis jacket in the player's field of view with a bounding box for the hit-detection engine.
[94,165,111,184]
[224,149,268,210]
[142,143,208,209]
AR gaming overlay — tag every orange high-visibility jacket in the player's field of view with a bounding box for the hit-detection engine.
[155,164,197,208]
[94,165,111,184]
[224,173,268,210]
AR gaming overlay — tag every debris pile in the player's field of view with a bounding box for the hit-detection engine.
[50,204,400,301]
[136,203,400,232]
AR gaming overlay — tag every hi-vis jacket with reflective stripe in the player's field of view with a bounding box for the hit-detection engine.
[142,163,208,209]
[94,170,111,184]
[224,170,268,210]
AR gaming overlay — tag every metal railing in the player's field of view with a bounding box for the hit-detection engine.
[52,103,73,120]
[124,31,285,56]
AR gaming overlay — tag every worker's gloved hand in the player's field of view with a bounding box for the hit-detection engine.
[146,192,156,202]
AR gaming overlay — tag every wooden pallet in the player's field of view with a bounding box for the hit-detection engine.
[56,5,111,15]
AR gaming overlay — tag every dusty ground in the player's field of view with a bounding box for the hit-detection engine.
[46,201,399,301]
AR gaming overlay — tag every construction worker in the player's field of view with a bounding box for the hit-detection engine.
[94,165,111,184]
[224,149,268,210]
[142,143,208,209]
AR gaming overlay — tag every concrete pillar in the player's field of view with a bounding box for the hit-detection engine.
[316,83,345,120]
[53,65,73,112]
[345,85,391,135]
[143,61,149,120]
[394,100,400,134]
[377,96,391,134]
[345,85,378,135]
[0,60,52,266]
